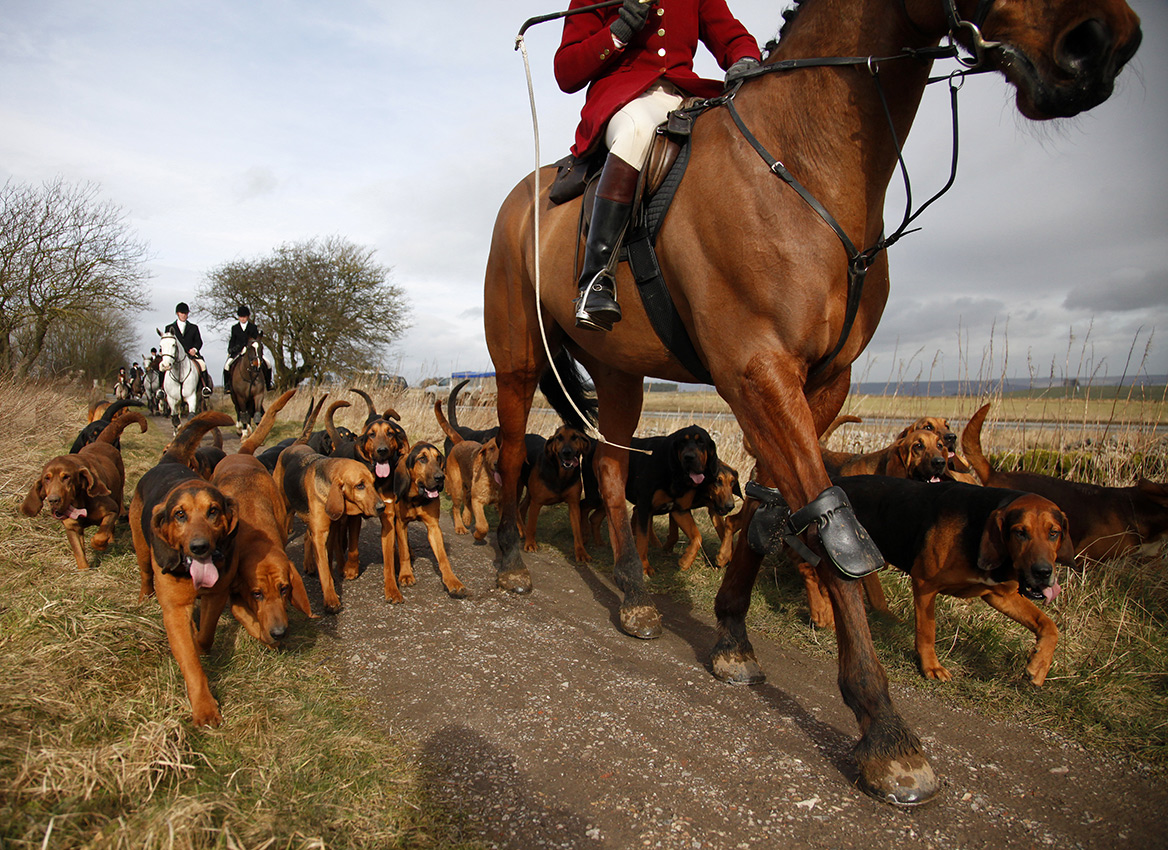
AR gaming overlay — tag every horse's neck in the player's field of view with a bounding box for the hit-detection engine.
[734,0,940,217]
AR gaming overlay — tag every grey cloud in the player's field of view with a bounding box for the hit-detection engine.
[1064,268,1168,312]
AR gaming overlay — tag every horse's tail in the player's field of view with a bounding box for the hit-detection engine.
[446,379,472,434]
[434,400,462,445]
[324,400,352,448]
[293,395,328,445]
[539,351,597,433]
[819,414,862,447]
[96,410,148,445]
[162,411,236,466]
[348,387,378,426]
[238,389,297,455]
[960,403,994,483]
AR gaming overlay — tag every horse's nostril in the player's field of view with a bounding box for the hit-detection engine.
[1058,19,1111,74]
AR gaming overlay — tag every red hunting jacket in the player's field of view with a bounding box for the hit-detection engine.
[555,0,760,156]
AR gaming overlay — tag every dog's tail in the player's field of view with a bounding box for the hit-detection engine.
[539,351,597,433]
[324,399,351,449]
[238,389,297,455]
[98,397,145,424]
[95,410,148,444]
[292,395,328,446]
[208,426,224,449]
[819,414,862,447]
[960,403,994,483]
[349,387,378,426]
[434,399,463,445]
[446,379,472,435]
[162,411,236,466]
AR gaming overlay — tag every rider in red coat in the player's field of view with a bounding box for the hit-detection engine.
[555,0,760,331]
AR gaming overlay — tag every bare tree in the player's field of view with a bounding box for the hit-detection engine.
[0,178,150,376]
[200,236,411,388]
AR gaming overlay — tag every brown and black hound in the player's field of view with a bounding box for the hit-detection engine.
[23,411,147,570]
[660,460,742,570]
[896,415,977,483]
[391,442,467,601]
[835,475,1073,685]
[274,397,384,612]
[129,411,239,727]
[626,425,718,575]
[821,427,952,482]
[963,402,1168,560]
[518,425,593,564]
[69,398,144,454]
[435,398,501,539]
[211,390,314,647]
[326,390,411,602]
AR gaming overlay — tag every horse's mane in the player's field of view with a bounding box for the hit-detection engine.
[764,0,811,56]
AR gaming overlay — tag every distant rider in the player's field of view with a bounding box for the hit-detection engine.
[164,301,213,397]
[224,304,273,391]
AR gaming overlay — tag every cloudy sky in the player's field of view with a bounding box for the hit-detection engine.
[2,0,1164,387]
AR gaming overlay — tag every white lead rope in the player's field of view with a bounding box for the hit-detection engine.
[515,33,649,455]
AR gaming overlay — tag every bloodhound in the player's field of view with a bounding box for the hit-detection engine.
[129,411,239,727]
[23,411,147,570]
[835,475,1073,685]
[274,396,384,612]
[519,425,593,564]
[391,442,467,601]
[435,399,501,539]
[963,402,1168,561]
[659,460,742,570]
[211,390,314,647]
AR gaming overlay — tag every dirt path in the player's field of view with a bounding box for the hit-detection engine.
[271,506,1167,850]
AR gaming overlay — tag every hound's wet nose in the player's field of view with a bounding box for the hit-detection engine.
[189,538,212,559]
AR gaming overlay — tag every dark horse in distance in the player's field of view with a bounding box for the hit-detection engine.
[484,0,1141,805]
[229,337,266,439]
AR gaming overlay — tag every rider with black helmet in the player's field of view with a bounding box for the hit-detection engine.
[164,302,213,396]
[225,304,273,390]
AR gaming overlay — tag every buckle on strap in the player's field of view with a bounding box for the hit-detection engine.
[745,482,885,578]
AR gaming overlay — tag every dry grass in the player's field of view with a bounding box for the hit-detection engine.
[0,378,485,850]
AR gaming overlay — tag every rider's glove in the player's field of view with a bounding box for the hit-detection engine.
[724,56,761,87]
[610,0,652,45]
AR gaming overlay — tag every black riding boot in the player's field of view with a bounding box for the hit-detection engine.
[201,370,213,397]
[574,153,639,332]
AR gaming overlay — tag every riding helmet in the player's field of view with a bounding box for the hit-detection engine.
[237,304,250,317]
[175,302,189,314]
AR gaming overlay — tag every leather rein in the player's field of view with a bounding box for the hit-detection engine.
[690,1,1000,382]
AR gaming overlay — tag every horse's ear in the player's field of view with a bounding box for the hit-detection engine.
[156,328,162,337]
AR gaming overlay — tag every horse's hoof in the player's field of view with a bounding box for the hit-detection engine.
[497,567,532,594]
[710,646,766,684]
[619,602,662,640]
[857,752,940,807]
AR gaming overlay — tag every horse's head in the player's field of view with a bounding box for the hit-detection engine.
[247,337,264,366]
[156,331,183,372]
[939,0,1142,119]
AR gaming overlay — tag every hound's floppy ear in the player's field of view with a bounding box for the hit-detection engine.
[21,476,46,517]
[150,502,184,573]
[222,495,239,539]
[976,508,1008,572]
[78,467,111,499]
[289,563,314,618]
[1055,509,1076,565]
[325,479,346,521]
[886,439,910,478]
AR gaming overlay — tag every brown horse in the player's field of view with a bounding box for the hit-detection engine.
[229,337,266,439]
[484,0,1141,805]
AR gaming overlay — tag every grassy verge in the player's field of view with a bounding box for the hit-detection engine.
[0,379,485,850]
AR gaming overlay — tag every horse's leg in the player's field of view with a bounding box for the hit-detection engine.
[493,366,542,593]
[715,356,937,805]
[590,370,661,638]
